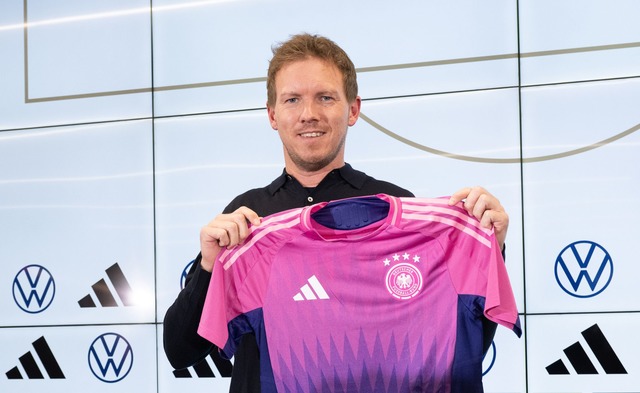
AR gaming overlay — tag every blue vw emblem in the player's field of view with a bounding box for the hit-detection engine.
[88,333,134,383]
[555,240,613,298]
[180,260,195,290]
[12,264,56,313]
[482,341,497,376]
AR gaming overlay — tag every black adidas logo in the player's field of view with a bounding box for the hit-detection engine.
[173,353,232,378]
[546,323,627,375]
[5,336,65,379]
[78,263,134,307]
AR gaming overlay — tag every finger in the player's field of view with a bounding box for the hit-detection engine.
[449,187,472,205]
[235,206,261,226]
[471,193,489,222]
[224,220,242,247]
[210,209,260,248]
[483,210,509,249]
[199,226,227,272]
[200,224,230,248]
[225,210,260,246]
[479,207,494,229]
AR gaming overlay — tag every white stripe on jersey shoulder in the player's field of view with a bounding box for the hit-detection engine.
[220,208,303,270]
[400,197,492,235]
[259,208,303,227]
[399,197,494,248]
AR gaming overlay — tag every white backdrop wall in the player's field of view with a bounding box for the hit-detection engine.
[1,1,639,392]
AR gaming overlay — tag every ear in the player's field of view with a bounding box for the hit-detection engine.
[348,96,362,127]
[267,103,278,130]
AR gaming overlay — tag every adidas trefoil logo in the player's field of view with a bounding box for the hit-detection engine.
[293,275,329,301]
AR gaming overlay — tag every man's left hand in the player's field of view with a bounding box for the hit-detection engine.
[449,186,509,250]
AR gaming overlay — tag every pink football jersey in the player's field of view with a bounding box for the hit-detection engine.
[198,194,521,393]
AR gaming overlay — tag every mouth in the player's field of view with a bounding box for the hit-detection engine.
[299,131,325,138]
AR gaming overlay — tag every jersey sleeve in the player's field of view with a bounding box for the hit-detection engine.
[444,204,522,337]
[197,209,301,357]
[483,236,522,336]
[196,239,268,358]
[197,252,236,356]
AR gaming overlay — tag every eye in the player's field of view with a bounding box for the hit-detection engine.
[320,96,334,102]
[284,97,298,104]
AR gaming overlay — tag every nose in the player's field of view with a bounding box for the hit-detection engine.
[300,100,319,123]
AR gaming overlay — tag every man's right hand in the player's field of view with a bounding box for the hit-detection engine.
[199,206,261,272]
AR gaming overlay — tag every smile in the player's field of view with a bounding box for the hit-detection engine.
[299,132,324,138]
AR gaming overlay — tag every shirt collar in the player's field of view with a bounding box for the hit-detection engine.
[266,163,367,195]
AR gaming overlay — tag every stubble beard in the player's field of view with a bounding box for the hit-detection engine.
[287,133,347,173]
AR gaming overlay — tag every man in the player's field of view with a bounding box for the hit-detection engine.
[164,33,509,392]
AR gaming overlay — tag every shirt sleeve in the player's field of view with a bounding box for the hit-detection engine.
[446,215,521,337]
[197,231,274,357]
[197,252,234,353]
[483,237,522,336]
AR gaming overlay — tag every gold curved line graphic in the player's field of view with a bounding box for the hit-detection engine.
[22,35,640,102]
[359,113,640,164]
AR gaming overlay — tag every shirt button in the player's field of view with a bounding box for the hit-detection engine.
[307,196,314,203]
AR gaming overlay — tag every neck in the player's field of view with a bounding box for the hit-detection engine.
[285,162,344,187]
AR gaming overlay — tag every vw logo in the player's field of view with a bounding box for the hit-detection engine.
[88,333,134,383]
[180,260,195,290]
[12,264,56,313]
[554,240,613,298]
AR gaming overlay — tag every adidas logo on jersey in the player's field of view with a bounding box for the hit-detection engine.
[293,275,329,301]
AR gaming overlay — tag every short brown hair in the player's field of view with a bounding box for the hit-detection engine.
[267,33,358,107]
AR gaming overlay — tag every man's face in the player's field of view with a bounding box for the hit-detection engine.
[267,57,361,174]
